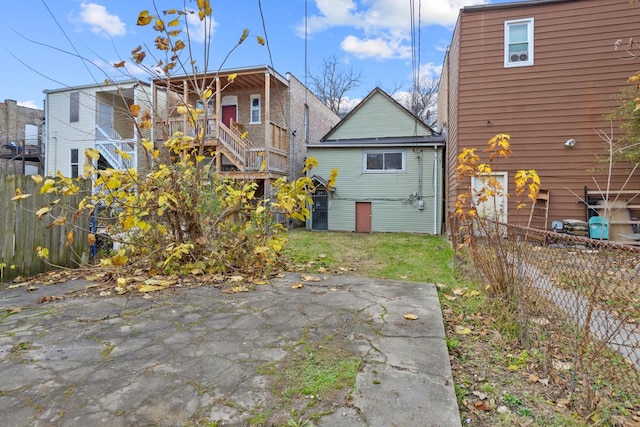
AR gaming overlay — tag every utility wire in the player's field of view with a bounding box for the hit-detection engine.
[258,0,274,68]
[40,0,98,86]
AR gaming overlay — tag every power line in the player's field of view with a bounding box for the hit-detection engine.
[257,0,274,68]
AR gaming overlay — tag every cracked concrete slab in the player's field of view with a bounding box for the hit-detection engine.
[0,273,460,426]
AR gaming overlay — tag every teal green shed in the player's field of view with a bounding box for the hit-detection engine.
[307,88,445,234]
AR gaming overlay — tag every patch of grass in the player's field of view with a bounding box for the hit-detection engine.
[249,408,272,426]
[9,341,36,363]
[256,332,362,424]
[100,342,115,359]
[502,392,523,407]
[281,343,362,399]
[284,230,456,284]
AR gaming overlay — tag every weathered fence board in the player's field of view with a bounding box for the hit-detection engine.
[0,174,91,282]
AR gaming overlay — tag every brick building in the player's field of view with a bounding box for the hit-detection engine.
[0,99,44,175]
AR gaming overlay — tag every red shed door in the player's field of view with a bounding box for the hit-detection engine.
[355,202,372,233]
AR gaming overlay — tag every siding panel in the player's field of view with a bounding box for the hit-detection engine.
[309,147,443,233]
[443,0,640,226]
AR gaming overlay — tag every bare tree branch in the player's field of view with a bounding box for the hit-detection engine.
[308,55,362,116]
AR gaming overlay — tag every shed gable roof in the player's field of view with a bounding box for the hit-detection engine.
[321,88,435,142]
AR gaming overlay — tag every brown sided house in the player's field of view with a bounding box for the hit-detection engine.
[151,65,340,196]
[438,0,640,241]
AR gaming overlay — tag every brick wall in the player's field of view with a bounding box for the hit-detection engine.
[0,99,44,174]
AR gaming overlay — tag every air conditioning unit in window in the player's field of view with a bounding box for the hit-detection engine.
[510,52,528,62]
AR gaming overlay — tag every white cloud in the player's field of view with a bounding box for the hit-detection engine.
[79,3,126,37]
[185,12,217,43]
[18,100,40,109]
[300,0,486,61]
[341,35,411,60]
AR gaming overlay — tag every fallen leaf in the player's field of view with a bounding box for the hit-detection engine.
[144,278,176,287]
[6,307,21,314]
[552,360,573,371]
[455,325,472,335]
[228,275,244,282]
[291,283,304,289]
[444,294,458,301]
[507,364,520,371]
[474,401,490,411]
[538,377,550,386]
[138,284,164,293]
[528,374,539,383]
[252,278,268,285]
[400,275,408,279]
[38,295,64,304]
[453,287,465,296]
[530,317,550,326]
[472,391,488,400]
[466,290,481,297]
[556,397,570,408]
[404,313,419,320]
[301,274,322,282]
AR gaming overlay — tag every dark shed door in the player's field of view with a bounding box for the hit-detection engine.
[312,190,328,230]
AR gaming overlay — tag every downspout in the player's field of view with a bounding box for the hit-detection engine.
[433,148,438,234]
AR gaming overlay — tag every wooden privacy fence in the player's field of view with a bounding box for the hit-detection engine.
[0,174,91,282]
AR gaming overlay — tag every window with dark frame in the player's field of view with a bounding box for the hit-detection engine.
[70,148,79,178]
[250,95,261,123]
[364,151,404,172]
[70,92,79,122]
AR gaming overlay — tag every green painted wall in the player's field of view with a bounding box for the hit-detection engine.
[308,146,443,234]
[328,92,433,140]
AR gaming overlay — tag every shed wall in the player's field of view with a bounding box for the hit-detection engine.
[308,146,443,234]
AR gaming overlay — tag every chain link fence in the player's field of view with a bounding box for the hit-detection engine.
[453,219,640,417]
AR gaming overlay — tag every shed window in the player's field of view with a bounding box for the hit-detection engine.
[250,94,261,124]
[364,151,405,172]
[504,18,534,68]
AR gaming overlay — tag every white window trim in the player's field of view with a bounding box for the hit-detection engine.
[363,150,406,173]
[70,148,79,178]
[249,94,261,124]
[504,17,534,68]
[471,172,508,222]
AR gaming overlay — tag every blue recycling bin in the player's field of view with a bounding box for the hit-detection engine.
[589,216,609,240]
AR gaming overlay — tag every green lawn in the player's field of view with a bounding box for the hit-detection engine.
[283,229,457,285]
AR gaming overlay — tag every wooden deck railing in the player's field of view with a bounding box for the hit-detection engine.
[164,117,288,175]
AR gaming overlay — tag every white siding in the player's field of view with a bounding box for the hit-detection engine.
[45,89,96,177]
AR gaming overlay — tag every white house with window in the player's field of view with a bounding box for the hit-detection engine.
[306,88,445,234]
[43,80,155,179]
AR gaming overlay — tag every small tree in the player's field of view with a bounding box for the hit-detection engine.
[13,1,338,284]
[453,134,540,300]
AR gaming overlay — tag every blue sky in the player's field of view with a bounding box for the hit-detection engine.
[1,0,521,110]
